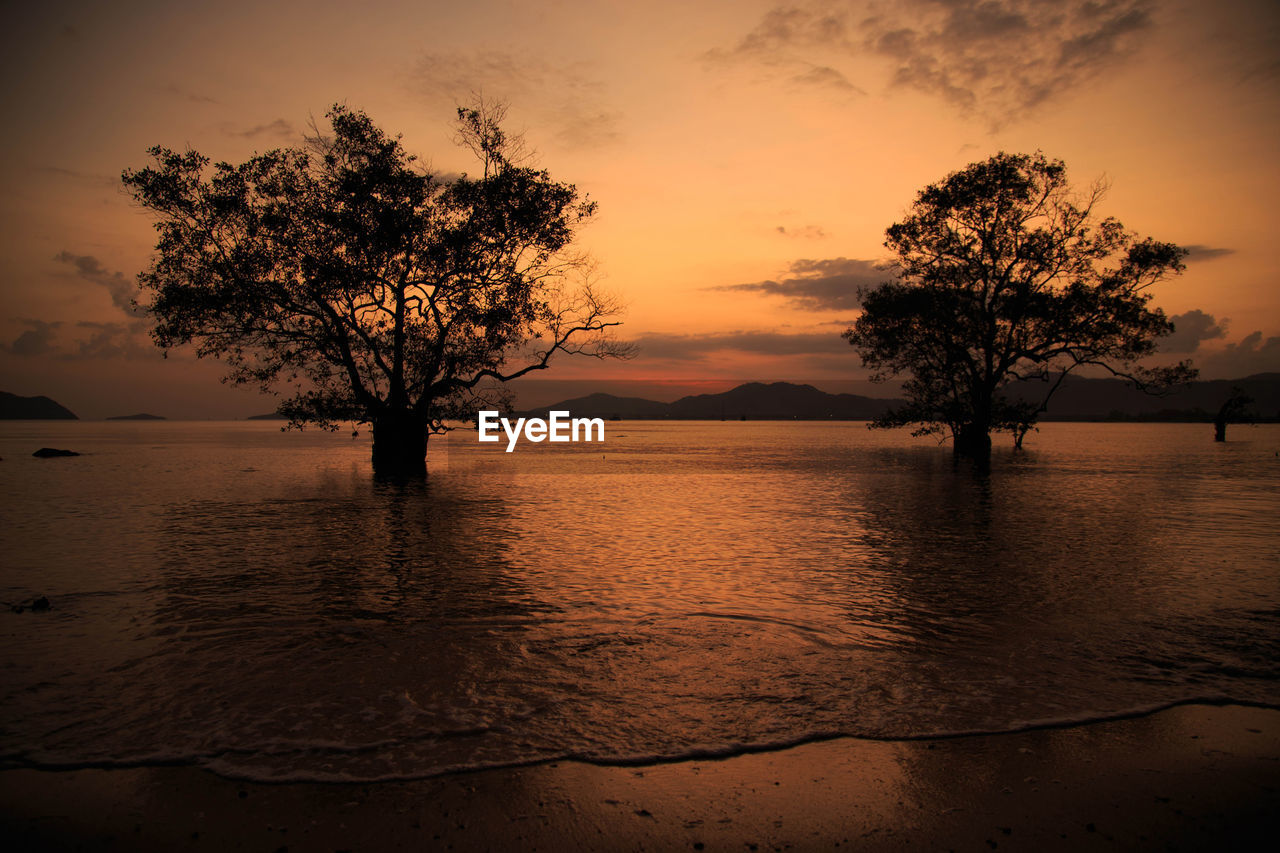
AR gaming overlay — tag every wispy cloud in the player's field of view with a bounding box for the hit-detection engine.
[712,257,892,311]
[1184,244,1235,261]
[775,224,828,239]
[633,330,852,361]
[162,84,219,105]
[413,50,623,150]
[788,63,864,93]
[33,165,118,188]
[227,118,296,140]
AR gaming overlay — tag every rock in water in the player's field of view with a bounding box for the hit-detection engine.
[10,596,51,613]
[32,447,80,457]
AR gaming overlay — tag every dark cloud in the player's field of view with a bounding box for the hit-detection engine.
[632,330,852,361]
[72,321,155,361]
[1195,330,1280,379]
[413,51,622,150]
[6,320,61,356]
[54,251,147,317]
[1157,307,1280,377]
[714,257,892,310]
[1184,244,1235,261]
[709,0,1157,123]
[1162,309,1227,353]
[3,317,153,361]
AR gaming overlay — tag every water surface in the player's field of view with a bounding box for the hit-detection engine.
[2,420,1277,781]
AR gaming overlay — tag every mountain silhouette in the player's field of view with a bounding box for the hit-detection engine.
[514,375,1280,422]
[518,382,900,420]
[1005,373,1280,421]
[0,391,78,420]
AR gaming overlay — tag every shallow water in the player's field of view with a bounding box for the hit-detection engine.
[2,420,1278,781]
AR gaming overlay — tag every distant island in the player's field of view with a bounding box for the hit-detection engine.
[1008,372,1280,422]
[519,382,898,421]
[0,391,77,420]
[5,374,1277,423]
[519,375,1280,422]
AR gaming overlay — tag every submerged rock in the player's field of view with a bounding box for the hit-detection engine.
[32,447,79,457]
[10,596,51,613]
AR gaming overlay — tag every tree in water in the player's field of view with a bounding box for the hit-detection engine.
[845,152,1195,461]
[1214,387,1254,441]
[124,102,629,477]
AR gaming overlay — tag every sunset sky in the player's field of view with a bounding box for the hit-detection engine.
[2,0,1277,418]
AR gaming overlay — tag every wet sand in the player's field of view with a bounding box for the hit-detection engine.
[2,703,1276,851]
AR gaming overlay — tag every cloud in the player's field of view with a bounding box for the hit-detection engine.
[1195,330,1280,379]
[709,0,1157,123]
[1162,309,1228,353]
[632,330,852,361]
[229,118,296,140]
[775,224,828,239]
[54,251,147,317]
[789,63,864,93]
[3,318,154,362]
[1184,244,1235,261]
[72,321,156,361]
[713,257,892,310]
[33,165,118,188]
[1156,308,1280,377]
[5,320,61,356]
[162,84,219,105]
[413,51,623,150]
[549,107,624,150]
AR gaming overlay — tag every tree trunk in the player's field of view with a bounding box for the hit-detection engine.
[953,422,992,461]
[371,409,428,478]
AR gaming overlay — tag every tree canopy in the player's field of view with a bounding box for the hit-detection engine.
[845,152,1195,458]
[124,103,628,476]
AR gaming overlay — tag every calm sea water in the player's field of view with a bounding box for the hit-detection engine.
[1,420,1278,781]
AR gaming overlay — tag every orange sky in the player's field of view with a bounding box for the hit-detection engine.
[1,0,1277,418]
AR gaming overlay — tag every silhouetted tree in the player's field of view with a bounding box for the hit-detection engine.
[1214,387,1254,441]
[845,152,1195,460]
[124,103,628,476]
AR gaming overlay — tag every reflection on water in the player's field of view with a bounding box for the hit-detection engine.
[1,421,1277,781]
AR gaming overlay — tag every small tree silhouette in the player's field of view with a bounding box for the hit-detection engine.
[1214,387,1255,441]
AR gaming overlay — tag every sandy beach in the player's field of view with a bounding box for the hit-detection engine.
[2,702,1276,851]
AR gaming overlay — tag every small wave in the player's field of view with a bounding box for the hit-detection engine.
[4,696,1276,786]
